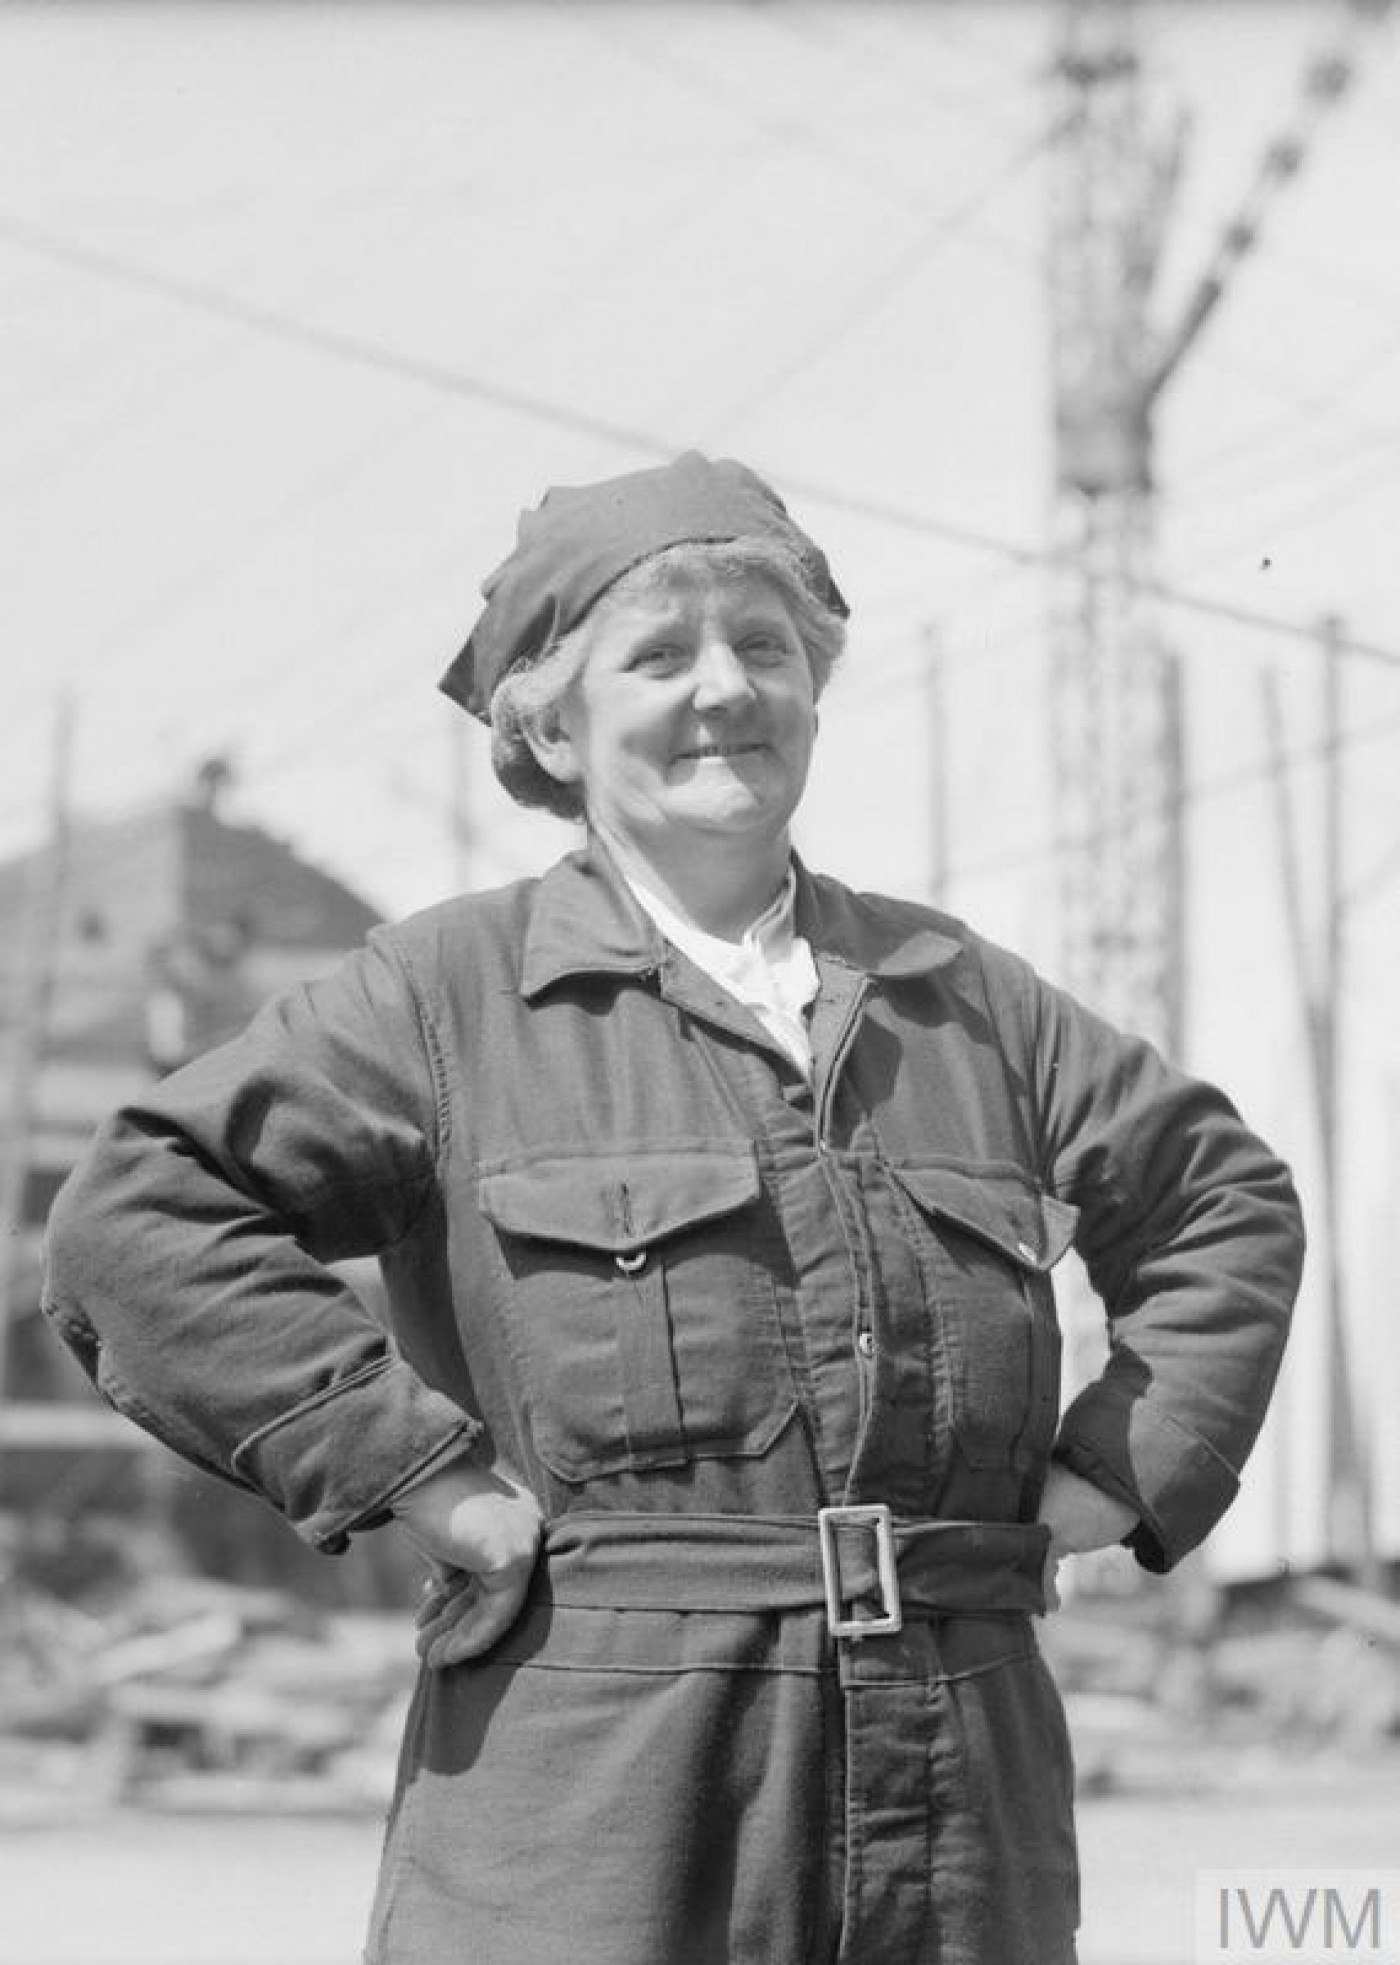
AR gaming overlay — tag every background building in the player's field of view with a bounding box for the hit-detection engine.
[0,764,396,1601]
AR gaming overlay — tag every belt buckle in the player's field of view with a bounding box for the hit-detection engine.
[817,1502,903,1639]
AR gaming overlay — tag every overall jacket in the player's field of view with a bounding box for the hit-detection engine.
[42,842,1304,1965]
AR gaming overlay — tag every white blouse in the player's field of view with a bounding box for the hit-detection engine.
[623,866,819,1079]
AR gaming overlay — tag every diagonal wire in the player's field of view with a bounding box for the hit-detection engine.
[1170,437,1400,581]
[582,0,1033,214]
[744,0,1043,127]
[1344,829,1400,907]
[700,109,1070,437]
[0,126,780,687]
[947,700,1400,890]
[4,210,1400,681]
[0,208,679,456]
[1175,318,1400,500]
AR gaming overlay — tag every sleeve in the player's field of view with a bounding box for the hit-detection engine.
[40,927,483,1553]
[1008,956,1305,1573]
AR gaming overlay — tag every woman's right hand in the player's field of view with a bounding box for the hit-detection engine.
[391,1459,544,1668]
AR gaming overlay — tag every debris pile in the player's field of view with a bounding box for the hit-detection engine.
[2,1519,1396,1820]
[1041,1565,1400,1792]
[0,1564,414,1823]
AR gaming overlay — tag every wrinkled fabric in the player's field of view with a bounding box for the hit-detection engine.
[624,862,818,1077]
[439,451,848,719]
[43,840,1304,1963]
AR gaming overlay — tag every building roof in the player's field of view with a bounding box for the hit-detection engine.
[1,787,384,1140]
[0,798,381,956]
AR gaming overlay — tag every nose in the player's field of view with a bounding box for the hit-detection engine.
[691,637,756,712]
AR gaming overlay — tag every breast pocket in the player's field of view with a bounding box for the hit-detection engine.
[477,1146,797,1482]
[889,1162,1078,1472]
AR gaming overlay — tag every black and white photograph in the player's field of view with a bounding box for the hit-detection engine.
[2,5,1399,1962]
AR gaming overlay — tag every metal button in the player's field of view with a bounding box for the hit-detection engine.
[1016,1240,1039,1265]
[856,1330,875,1359]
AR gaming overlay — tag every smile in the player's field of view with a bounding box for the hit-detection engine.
[675,742,766,760]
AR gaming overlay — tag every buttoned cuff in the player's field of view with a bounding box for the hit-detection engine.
[1053,1385,1241,1574]
[230,1355,483,1554]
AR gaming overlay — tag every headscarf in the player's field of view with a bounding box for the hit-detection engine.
[439,451,847,720]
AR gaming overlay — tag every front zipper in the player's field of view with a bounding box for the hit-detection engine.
[809,969,875,1425]
[811,970,869,1152]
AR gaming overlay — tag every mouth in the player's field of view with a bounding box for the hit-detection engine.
[674,741,766,762]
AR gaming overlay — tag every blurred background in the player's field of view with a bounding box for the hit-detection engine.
[2,2,1398,1959]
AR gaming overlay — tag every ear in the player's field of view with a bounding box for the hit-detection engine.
[522,713,583,788]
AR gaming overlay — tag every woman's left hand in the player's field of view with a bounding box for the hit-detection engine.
[1036,1462,1139,1611]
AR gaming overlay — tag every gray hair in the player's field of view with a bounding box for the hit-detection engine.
[488,538,847,820]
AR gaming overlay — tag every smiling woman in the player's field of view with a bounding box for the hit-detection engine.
[513,549,828,935]
[42,450,1304,1965]
[486,515,846,824]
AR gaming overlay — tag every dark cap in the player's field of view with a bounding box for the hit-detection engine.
[439,450,847,720]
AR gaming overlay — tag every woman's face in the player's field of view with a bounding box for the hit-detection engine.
[533,565,818,862]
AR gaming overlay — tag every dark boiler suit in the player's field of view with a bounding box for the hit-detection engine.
[43,841,1303,1964]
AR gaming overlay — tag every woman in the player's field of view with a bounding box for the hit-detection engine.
[43,452,1303,1964]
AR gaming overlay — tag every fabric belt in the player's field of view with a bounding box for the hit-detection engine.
[540,1508,1049,1628]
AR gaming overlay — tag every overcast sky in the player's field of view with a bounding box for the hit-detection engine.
[4,0,1399,1556]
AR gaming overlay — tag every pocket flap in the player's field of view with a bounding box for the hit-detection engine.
[890,1162,1078,1272]
[479,1147,762,1258]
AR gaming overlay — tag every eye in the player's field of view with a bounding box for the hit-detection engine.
[628,643,688,675]
[738,628,795,665]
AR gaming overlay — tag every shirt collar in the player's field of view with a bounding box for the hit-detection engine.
[620,864,800,973]
[518,834,962,1000]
